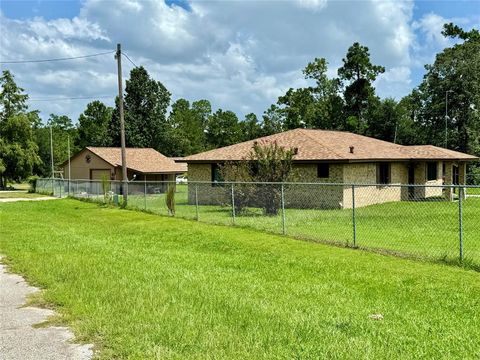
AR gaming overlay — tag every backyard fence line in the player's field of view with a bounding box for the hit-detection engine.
[35,178,480,269]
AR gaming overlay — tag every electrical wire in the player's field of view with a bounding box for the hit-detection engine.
[29,95,113,102]
[122,52,138,68]
[0,50,115,64]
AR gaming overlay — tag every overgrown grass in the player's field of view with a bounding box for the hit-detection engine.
[124,185,480,267]
[0,200,480,359]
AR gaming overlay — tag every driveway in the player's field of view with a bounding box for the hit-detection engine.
[0,261,93,359]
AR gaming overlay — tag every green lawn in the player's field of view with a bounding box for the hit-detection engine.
[0,191,47,199]
[0,199,479,359]
[123,185,480,267]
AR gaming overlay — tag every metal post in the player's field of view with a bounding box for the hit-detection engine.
[459,186,464,261]
[352,184,357,247]
[76,180,78,197]
[49,126,55,194]
[67,136,71,196]
[195,184,199,221]
[144,179,147,210]
[59,179,62,198]
[281,183,286,235]
[231,183,236,225]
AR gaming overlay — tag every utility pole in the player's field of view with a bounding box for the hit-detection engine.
[50,126,54,178]
[67,136,71,195]
[116,43,128,203]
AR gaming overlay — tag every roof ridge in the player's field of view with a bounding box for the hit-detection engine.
[299,128,347,159]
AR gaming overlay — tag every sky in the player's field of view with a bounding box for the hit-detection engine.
[0,0,479,123]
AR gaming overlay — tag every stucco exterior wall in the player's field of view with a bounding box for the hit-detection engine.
[63,149,115,180]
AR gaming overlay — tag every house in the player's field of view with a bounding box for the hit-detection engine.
[180,129,478,209]
[62,147,187,182]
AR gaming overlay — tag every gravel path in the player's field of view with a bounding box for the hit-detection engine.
[0,261,93,360]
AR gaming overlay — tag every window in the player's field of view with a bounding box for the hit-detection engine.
[211,163,223,185]
[317,163,329,178]
[377,163,391,184]
[426,162,438,181]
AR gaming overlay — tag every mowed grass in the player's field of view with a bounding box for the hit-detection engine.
[1,200,480,359]
[125,185,480,266]
[0,191,47,199]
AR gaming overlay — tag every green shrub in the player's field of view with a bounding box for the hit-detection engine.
[27,175,39,193]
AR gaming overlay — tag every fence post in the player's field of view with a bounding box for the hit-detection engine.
[76,180,78,197]
[231,183,236,225]
[352,184,356,247]
[281,183,286,235]
[59,180,62,198]
[195,184,199,221]
[459,186,464,261]
[144,179,147,210]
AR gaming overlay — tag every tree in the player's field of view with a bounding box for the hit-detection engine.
[239,113,262,141]
[108,66,171,150]
[77,101,113,148]
[0,113,41,187]
[205,109,242,149]
[0,70,41,186]
[409,23,480,155]
[0,70,28,122]
[163,98,208,156]
[338,42,385,133]
[261,105,283,136]
[221,141,296,215]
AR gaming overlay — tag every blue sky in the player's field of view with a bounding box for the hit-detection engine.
[0,0,479,122]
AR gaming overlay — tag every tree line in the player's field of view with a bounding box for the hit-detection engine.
[0,22,478,187]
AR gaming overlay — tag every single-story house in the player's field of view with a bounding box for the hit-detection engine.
[62,147,187,183]
[180,128,478,209]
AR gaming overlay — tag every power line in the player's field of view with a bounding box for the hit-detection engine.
[122,52,138,68]
[29,95,112,102]
[0,50,115,64]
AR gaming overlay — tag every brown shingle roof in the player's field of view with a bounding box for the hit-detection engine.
[87,147,187,173]
[182,129,478,162]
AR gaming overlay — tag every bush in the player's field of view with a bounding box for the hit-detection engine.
[221,141,297,215]
[27,175,39,193]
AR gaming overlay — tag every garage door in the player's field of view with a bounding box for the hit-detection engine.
[90,169,111,180]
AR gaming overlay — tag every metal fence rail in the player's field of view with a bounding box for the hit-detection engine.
[36,178,480,268]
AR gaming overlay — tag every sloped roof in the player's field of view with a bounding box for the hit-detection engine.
[86,147,187,173]
[182,128,478,162]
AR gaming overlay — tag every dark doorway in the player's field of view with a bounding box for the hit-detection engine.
[453,165,459,185]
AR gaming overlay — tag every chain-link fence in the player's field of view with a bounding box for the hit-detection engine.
[36,178,480,268]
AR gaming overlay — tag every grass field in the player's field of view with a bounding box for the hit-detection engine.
[121,185,480,267]
[0,191,47,199]
[1,199,479,359]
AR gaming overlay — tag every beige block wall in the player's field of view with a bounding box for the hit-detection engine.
[412,161,443,198]
[188,163,345,208]
[286,164,344,209]
[342,162,408,208]
[63,149,114,180]
[187,163,226,205]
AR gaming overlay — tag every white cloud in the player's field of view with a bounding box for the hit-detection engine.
[2,0,468,123]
